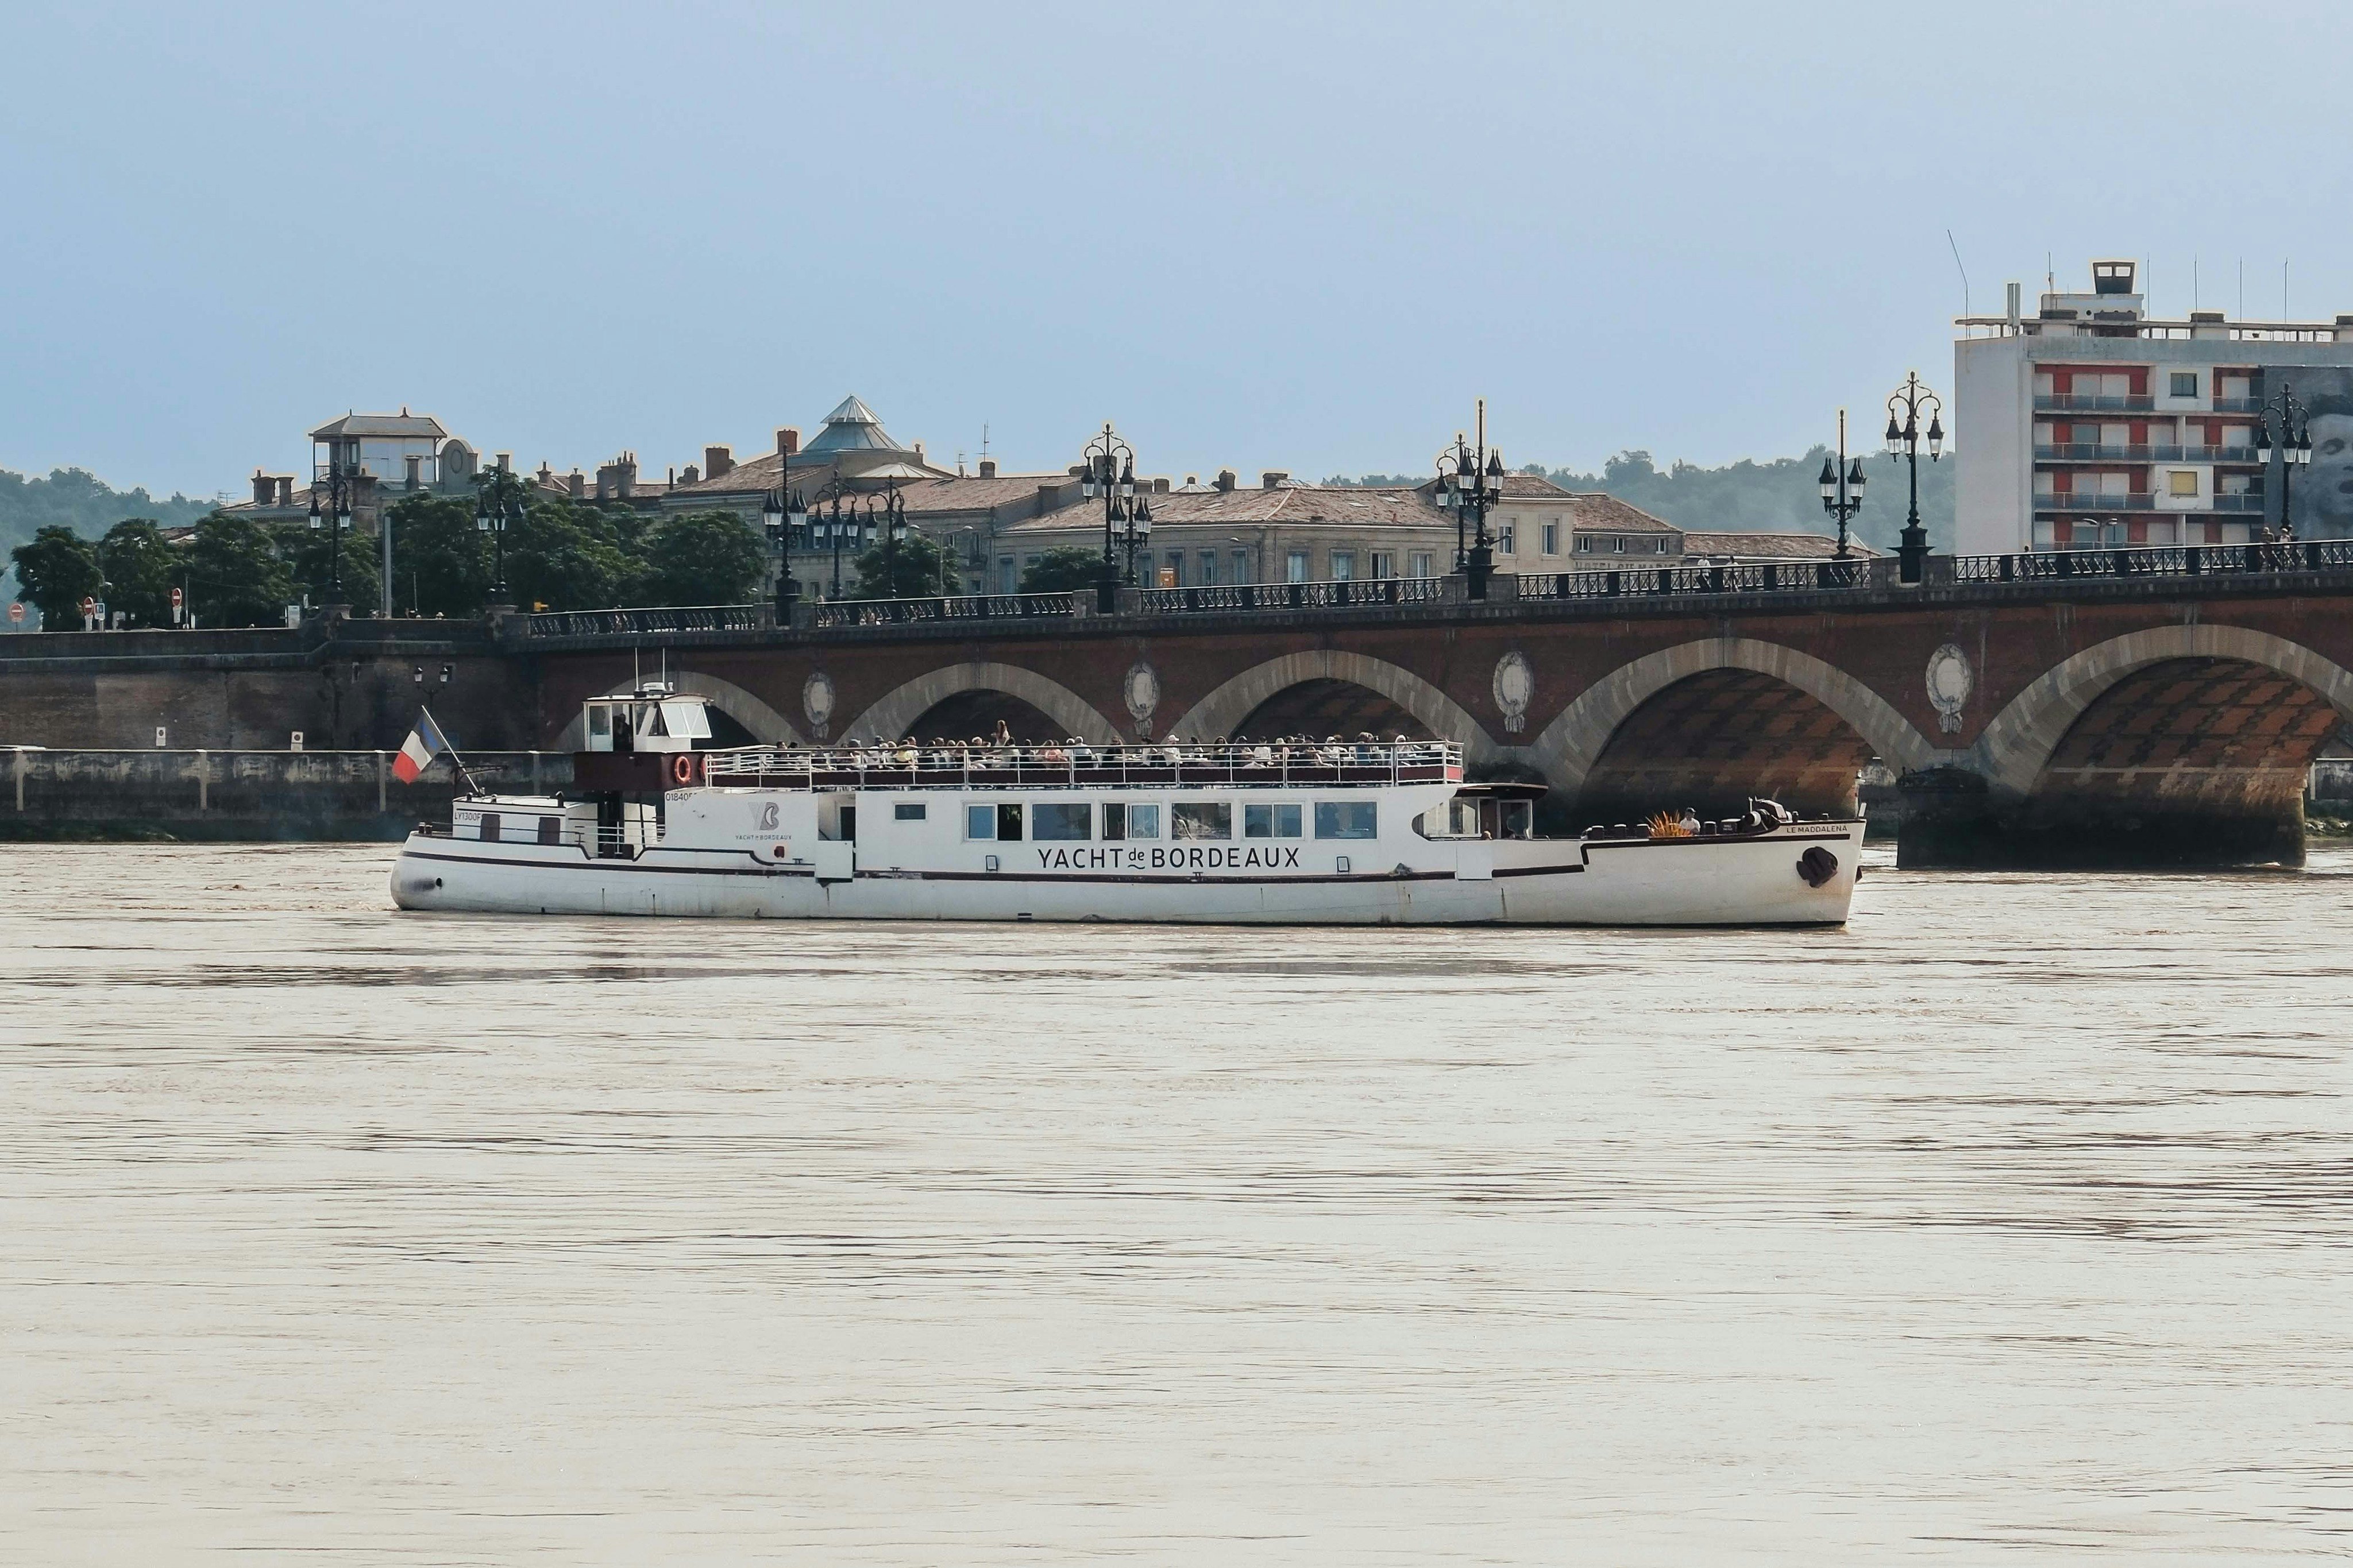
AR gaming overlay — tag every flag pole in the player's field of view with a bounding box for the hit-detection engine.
[423,705,484,797]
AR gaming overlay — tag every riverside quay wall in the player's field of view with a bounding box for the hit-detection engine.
[6,550,2353,866]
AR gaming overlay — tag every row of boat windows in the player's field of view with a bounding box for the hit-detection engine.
[938,799,1377,843]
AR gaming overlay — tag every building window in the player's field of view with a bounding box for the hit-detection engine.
[997,555,1016,593]
[1496,523,1515,554]
[1330,551,1355,580]
[1198,550,1217,584]
[1575,534,1595,553]
[1541,521,1559,554]
[1232,549,1252,584]
[1613,536,1627,553]
[1370,551,1394,578]
[1286,550,1309,582]
[2168,470,2198,497]
[2171,371,2198,398]
[1409,552,1433,578]
[1166,553,1184,587]
[1652,537,1670,554]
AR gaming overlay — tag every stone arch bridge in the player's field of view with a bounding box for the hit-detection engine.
[512,559,2353,868]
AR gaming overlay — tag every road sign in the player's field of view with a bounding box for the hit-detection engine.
[170,586,183,607]
[6,602,21,625]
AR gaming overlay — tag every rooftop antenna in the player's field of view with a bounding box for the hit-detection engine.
[1946,229,1970,318]
[981,423,990,464]
[2046,252,2054,293]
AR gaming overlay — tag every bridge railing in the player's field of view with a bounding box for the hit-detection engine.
[518,604,762,639]
[1518,560,1871,599]
[1132,578,1445,614]
[1953,541,2353,585]
[810,592,1079,628]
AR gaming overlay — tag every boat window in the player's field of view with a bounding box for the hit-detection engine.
[1314,801,1377,840]
[1032,802,1090,840]
[480,812,502,843]
[588,706,610,737]
[660,699,712,740]
[537,816,561,845]
[1244,802,1302,839]
[1128,803,1161,839]
[895,802,927,821]
[1499,801,1533,839]
[1103,802,1128,841]
[1171,801,1231,840]
[965,804,994,840]
[996,802,1024,841]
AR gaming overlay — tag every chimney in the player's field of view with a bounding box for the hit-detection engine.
[568,469,585,499]
[276,477,293,507]
[535,461,553,485]
[495,452,511,473]
[252,469,273,505]
[1261,470,1289,489]
[616,453,637,499]
[704,445,734,479]
[913,440,925,463]
[1214,468,1237,492]
[978,458,997,478]
[2006,280,2021,331]
[1153,477,1170,494]
[681,464,701,486]
[777,427,800,456]
[1070,464,1087,478]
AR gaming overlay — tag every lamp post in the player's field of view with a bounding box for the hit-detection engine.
[470,470,523,604]
[1081,423,1144,611]
[877,477,907,597]
[1434,399,1506,600]
[2254,383,2313,541]
[1883,371,1944,584]
[307,466,354,605]
[1816,408,1868,559]
[761,476,808,613]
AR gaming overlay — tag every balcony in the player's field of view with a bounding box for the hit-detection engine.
[2034,444,2151,462]
[2212,397,2263,413]
[2151,445,2259,463]
[2034,494,2155,513]
[2033,393,2156,413]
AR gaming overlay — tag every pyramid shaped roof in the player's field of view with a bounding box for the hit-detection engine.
[801,394,905,454]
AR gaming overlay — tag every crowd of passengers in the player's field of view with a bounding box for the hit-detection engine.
[734,720,1448,771]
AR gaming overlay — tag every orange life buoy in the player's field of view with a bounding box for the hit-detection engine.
[672,752,694,786]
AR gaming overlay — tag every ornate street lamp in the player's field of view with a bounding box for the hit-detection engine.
[1884,371,1944,583]
[470,472,523,604]
[307,465,354,603]
[2253,383,2313,541]
[1434,398,1506,600]
[762,480,808,612]
[1081,423,1144,611]
[1817,408,1868,559]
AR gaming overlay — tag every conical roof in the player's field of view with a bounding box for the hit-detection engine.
[802,394,904,454]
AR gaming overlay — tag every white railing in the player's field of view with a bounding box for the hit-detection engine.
[700,739,1465,790]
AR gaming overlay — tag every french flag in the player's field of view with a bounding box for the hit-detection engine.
[391,712,450,784]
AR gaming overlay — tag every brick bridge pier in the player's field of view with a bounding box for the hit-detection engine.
[6,549,2352,867]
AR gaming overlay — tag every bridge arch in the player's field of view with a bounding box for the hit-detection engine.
[1529,636,1939,812]
[550,669,801,749]
[842,661,1123,745]
[1167,650,1499,758]
[1972,623,2353,799]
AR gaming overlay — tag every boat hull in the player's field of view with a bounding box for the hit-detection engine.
[389,822,1864,926]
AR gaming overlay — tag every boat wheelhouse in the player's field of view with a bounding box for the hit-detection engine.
[392,688,1864,925]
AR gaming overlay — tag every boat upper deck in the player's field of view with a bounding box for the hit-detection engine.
[699,739,1465,793]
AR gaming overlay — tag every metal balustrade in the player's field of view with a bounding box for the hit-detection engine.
[519,604,762,639]
[701,739,1465,791]
[1952,541,2353,584]
[1133,577,1444,614]
[1517,559,1870,599]
[811,592,1079,628]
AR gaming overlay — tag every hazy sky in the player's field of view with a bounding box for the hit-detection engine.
[8,1,2353,498]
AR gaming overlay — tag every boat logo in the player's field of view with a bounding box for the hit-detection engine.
[757,801,782,830]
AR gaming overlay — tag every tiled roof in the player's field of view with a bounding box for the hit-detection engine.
[1680,530,1878,559]
[1548,493,1680,534]
[308,412,449,441]
[1499,474,1576,499]
[994,484,1455,535]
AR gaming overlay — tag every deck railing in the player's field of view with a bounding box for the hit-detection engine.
[700,739,1465,791]
[1518,559,1870,599]
[1953,541,2353,584]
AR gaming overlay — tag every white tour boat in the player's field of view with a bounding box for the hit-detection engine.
[388,686,1863,925]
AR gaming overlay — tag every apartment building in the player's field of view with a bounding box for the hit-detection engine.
[1954,259,2353,554]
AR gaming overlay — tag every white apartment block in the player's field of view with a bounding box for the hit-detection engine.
[1954,260,2353,554]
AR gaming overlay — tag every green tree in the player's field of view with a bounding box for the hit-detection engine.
[1018,546,1108,594]
[637,509,764,605]
[9,525,103,628]
[96,519,178,627]
[848,528,952,599]
[184,512,295,628]
[505,497,633,611]
[386,492,489,617]
[276,519,381,613]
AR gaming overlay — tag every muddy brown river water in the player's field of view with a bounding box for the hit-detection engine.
[2,843,2348,1563]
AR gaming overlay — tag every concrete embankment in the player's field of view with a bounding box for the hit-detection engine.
[0,750,572,841]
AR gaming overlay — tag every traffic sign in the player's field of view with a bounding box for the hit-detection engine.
[6,602,21,625]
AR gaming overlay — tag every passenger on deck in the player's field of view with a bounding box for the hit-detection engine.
[1069,737,1095,767]
[1040,741,1071,767]
[893,737,919,766]
[1679,808,1701,835]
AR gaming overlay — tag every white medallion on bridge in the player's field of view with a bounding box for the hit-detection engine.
[1925,644,1972,733]
[1491,651,1534,734]
[1123,661,1160,736]
[802,670,836,740]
